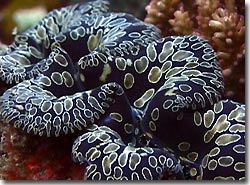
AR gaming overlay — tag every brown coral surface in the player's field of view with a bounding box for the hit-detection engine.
[0,122,85,180]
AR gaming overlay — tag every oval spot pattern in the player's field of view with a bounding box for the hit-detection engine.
[148,66,162,83]
[134,88,155,108]
[146,43,157,62]
[158,41,174,63]
[115,57,126,71]
[51,72,63,85]
[179,84,192,92]
[194,111,202,126]
[208,159,218,171]
[178,142,190,152]
[134,56,149,74]
[172,50,193,62]
[124,73,134,89]
[203,110,215,128]
[110,112,123,122]
[62,71,74,87]
[151,108,159,121]
[218,156,234,167]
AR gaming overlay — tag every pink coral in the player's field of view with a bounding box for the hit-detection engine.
[145,0,182,35]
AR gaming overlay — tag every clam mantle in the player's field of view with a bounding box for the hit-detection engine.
[0,0,245,180]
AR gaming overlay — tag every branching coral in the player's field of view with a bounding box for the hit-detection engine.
[145,0,182,34]
[145,0,245,103]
